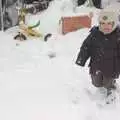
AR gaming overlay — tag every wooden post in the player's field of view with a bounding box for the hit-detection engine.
[0,0,4,31]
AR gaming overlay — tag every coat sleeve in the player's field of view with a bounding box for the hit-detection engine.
[75,33,93,66]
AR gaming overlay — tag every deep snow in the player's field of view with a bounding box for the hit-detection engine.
[1,0,120,120]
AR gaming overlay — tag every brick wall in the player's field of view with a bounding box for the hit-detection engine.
[61,15,92,34]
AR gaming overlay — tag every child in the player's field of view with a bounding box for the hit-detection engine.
[75,9,120,103]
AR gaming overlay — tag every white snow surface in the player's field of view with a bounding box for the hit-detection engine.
[1,0,120,120]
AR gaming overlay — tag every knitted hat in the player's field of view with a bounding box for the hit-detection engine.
[98,9,118,33]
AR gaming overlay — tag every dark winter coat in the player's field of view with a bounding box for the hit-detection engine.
[76,26,120,79]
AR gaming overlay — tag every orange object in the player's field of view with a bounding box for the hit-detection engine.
[61,15,92,34]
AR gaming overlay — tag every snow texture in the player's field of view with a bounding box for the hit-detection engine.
[0,0,120,120]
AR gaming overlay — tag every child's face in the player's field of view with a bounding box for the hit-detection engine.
[99,21,114,34]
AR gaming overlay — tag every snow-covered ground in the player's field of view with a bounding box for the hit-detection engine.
[1,0,120,120]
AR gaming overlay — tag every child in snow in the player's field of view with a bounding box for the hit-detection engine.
[75,9,120,102]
